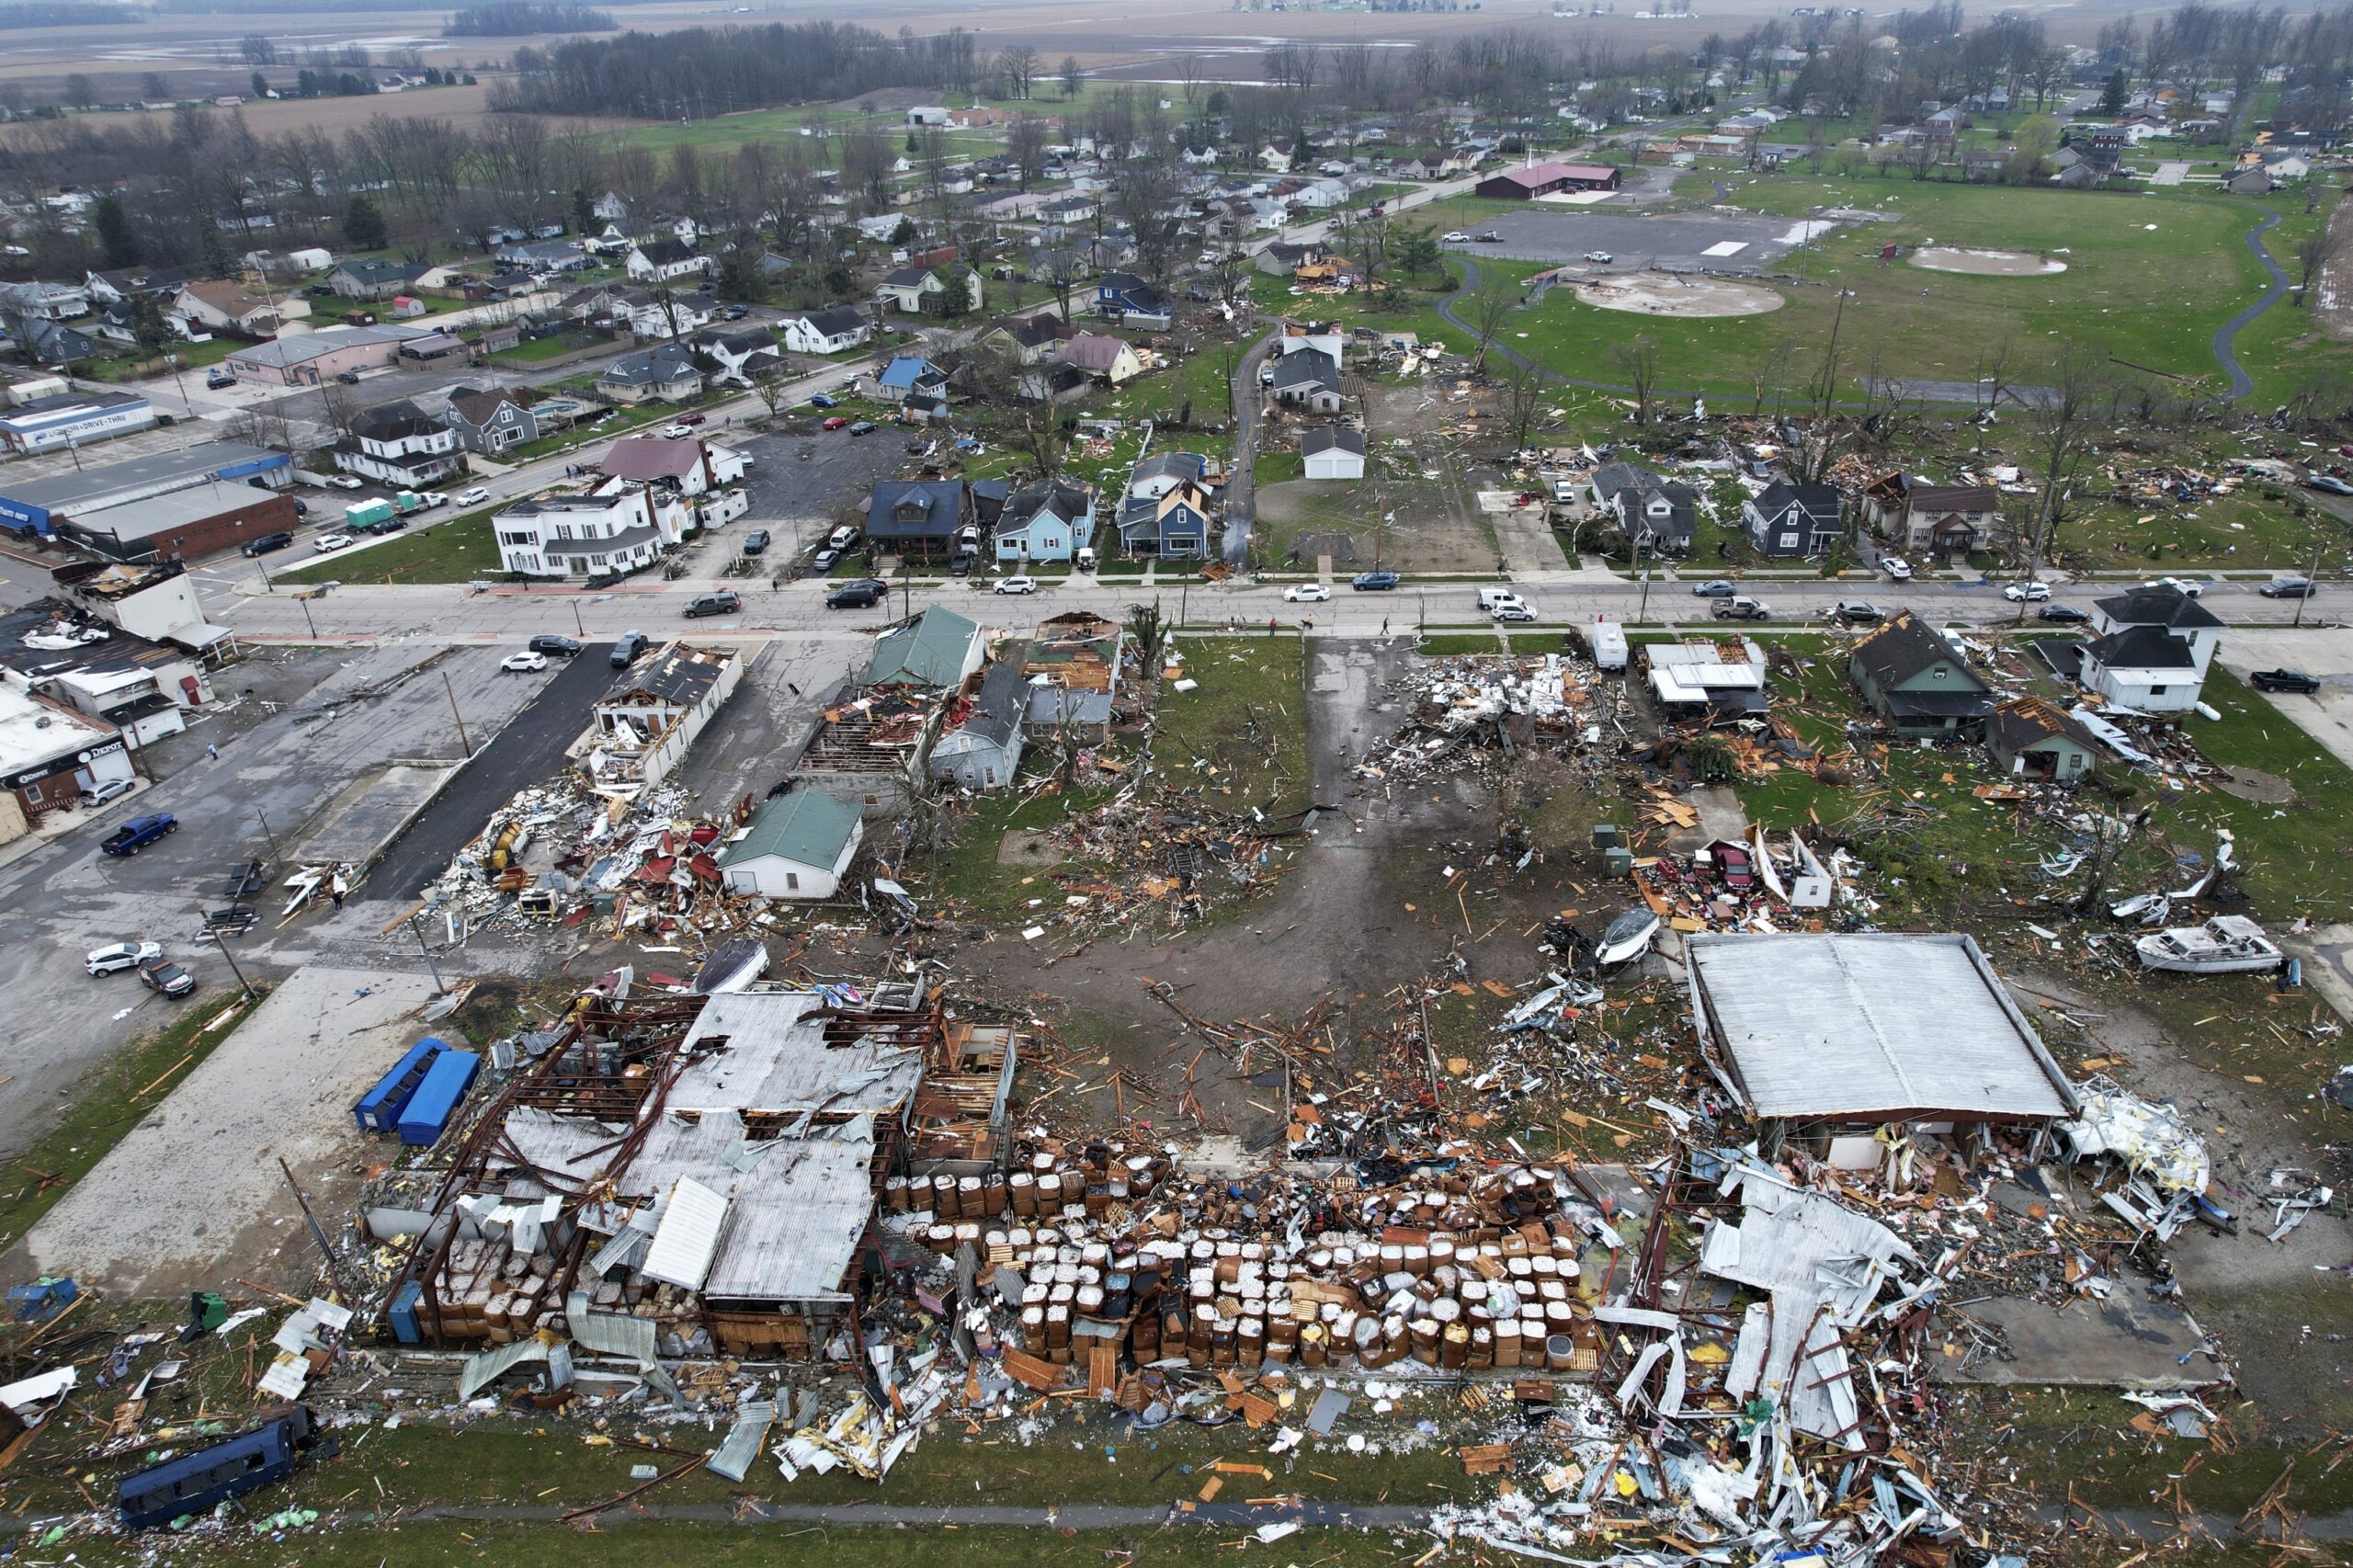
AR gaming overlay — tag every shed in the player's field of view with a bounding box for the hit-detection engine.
[1986,696,2100,782]
[716,790,864,899]
[1686,932,2078,1157]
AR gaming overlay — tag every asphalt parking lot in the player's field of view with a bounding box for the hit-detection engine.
[1441,208,1839,273]
[725,421,924,565]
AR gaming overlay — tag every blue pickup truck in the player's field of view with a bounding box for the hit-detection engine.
[100,813,176,858]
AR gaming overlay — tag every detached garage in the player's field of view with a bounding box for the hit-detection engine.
[1474,161,1623,199]
[716,790,864,900]
[1301,426,1366,481]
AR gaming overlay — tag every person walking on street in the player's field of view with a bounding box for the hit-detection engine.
[206,742,219,762]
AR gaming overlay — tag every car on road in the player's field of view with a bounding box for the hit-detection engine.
[809,394,838,409]
[324,474,364,491]
[2251,667,2324,694]
[683,590,741,618]
[138,956,195,998]
[1711,596,1771,621]
[1441,230,1470,243]
[355,514,407,535]
[1472,231,1502,243]
[811,548,841,573]
[87,940,164,976]
[609,630,650,667]
[528,635,582,656]
[82,776,136,807]
[2143,575,2205,597]
[1282,584,1331,602]
[994,575,1038,595]
[2038,604,2090,623]
[1880,555,1915,581]
[313,533,353,552]
[1352,570,1400,591]
[827,579,888,608]
[1832,600,1886,626]
[2304,474,2353,495]
[678,413,706,427]
[1689,579,1738,597]
[418,491,449,508]
[100,812,176,858]
[847,421,877,437]
[1492,603,1537,622]
[2002,580,2052,602]
[2259,576,2319,598]
[1585,250,1613,264]
[500,651,549,673]
[455,486,490,506]
[742,529,771,556]
[821,415,850,430]
[659,423,692,438]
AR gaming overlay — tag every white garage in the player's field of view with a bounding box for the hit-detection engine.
[1302,426,1366,481]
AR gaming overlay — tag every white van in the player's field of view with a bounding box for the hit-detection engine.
[1478,587,1528,614]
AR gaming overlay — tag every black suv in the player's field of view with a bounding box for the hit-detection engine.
[743,529,772,556]
[827,579,888,608]
[529,635,582,656]
[2251,668,2323,694]
[242,530,294,557]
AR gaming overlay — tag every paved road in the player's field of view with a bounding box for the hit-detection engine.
[365,643,616,901]
[2215,206,2290,402]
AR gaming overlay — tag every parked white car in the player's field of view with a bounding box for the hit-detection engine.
[1441,230,1471,243]
[993,575,1038,596]
[501,652,550,673]
[313,533,354,552]
[1880,555,1914,581]
[2144,575,2205,597]
[455,486,490,506]
[87,941,164,977]
[1282,584,1331,602]
[324,474,364,491]
[658,424,692,438]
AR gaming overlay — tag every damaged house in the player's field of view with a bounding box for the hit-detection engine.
[789,685,940,818]
[716,789,865,899]
[1643,635,1768,722]
[1848,610,1992,737]
[1685,931,2080,1164]
[391,985,1017,1363]
[588,642,743,797]
[2079,584,2221,714]
[1020,611,1125,740]
[929,661,1028,790]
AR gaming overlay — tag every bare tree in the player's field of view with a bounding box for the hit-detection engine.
[2016,343,2106,615]
[748,364,794,420]
[1007,113,1050,190]
[995,45,1040,99]
[1461,267,1518,375]
[2296,220,2346,307]
[1499,354,1551,449]
[1609,335,1662,426]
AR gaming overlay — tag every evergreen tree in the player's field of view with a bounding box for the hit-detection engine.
[344,195,389,250]
[93,195,138,269]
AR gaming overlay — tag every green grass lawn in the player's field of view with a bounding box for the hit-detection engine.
[1410,176,2310,409]
[487,331,597,364]
[273,510,501,585]
[0,987,263,1256]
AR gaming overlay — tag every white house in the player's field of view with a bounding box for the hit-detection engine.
[1051,331,1144,385]
[493,482,690,578]
[697,327,784,385]
[626,239,710,284]
[930,663,1028,790]
[1279,322,1346,367]
[332,398,463,485]
[1301,426,1366,481]
[776,306,871,355]
[2079,585,2221,713]
[717,788,865,897]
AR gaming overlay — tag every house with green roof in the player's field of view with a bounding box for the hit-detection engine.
[862,605,983,690]
[716,789,865,898]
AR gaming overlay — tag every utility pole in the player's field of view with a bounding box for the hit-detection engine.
[2295,533,2325,629]
[297,594,315,638]
[1637,567,1653,625]
[441,671,472,756]
[408,913,446,994]
[573,598,585,638]
[256,810,281,862]
[212,926,256,999]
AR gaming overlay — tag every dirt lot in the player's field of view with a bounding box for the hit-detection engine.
[1252,383,1501,573]
[1909,245,2070,276]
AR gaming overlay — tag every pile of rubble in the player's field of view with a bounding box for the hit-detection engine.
[1354,653,1622,788]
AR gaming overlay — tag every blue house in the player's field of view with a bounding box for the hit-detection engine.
[870,354,947,405]
[994,479,1095,562]
[1117,486,1212,559]
[1094,271,1168,324]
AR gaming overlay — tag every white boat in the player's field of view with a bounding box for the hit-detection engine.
[2134,915,2284,974]
[1596,909,1662,968]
